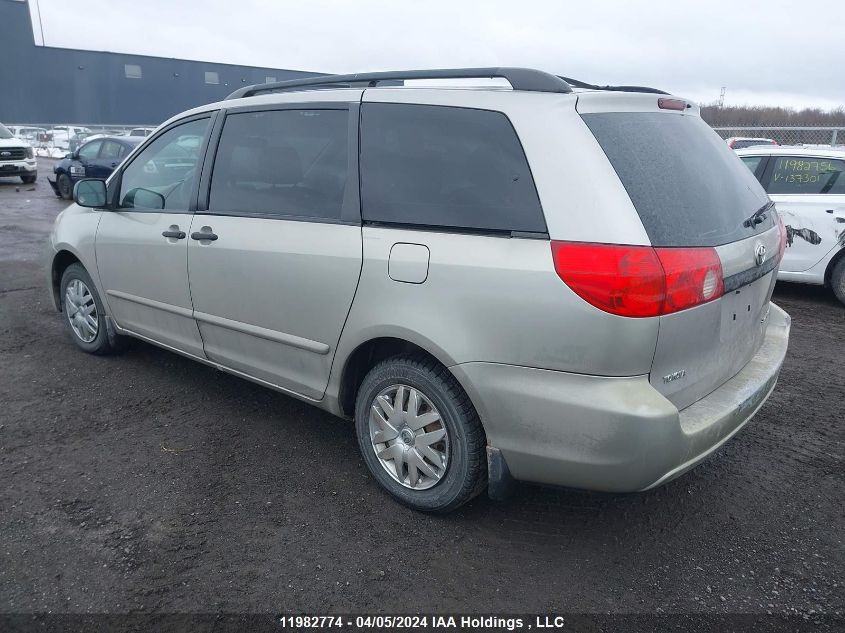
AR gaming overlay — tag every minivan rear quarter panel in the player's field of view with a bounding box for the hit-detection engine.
[335,227,659,378]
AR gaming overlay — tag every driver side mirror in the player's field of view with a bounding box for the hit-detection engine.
[73,179,107,208]
[122,187,165,210]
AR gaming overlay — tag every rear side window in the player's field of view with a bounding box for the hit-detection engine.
[584,113,772,247]
[209,109,349,221]
[360,103,545,233]
[766,156,845,195]
[100,140,124,161]
[740,155,764,174]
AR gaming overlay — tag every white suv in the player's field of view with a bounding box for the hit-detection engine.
[0,122,38,183]
[737,146,845,304]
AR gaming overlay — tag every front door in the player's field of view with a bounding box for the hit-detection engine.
[763,154,845,272]
[187,105,363,399]
[95,115,213,357]
[76,140,102,179]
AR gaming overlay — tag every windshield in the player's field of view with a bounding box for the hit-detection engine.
[583,112,774,247]
[0,124,13,139]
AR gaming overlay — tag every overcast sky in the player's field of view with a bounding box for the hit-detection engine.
[30,0,845,110]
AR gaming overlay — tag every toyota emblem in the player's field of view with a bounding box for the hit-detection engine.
[754,243,767,266]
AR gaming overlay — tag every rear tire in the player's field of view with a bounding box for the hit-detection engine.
[354,353,487,513]
[59,263,127,355]
[831,256,845,306]
[21,173,36,184]
[57,173,72,199]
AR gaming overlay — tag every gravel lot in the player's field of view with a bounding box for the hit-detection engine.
[0,161,842,625]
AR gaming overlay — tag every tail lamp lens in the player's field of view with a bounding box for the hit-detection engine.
[777,216,787,260]
[654,247,724,314]
[551,242,724,318]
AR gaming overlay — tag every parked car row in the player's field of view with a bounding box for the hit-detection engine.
[0,121,170,189]
[3,125,158,151]
[47,68,792,512]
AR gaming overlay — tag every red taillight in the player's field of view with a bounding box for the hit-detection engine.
[655,247,724,314]
[657,97,687,111]
[550,242,724,318]
[550,243,664,317]
[777,216,787,260]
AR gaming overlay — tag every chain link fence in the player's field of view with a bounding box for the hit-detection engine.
[712,126,843,147]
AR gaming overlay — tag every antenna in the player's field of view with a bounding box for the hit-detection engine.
[718,86,726,108]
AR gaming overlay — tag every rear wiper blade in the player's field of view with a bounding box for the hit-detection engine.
[743,201,774,228]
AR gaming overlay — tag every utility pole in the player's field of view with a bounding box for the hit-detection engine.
[718,86,726,108]
[30,0,47,46]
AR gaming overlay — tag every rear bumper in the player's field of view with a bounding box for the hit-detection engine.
[451,303,791,492]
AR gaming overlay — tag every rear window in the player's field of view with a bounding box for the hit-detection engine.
[360,103,545,233]
[583,113,772,247]
[766,156,845,195]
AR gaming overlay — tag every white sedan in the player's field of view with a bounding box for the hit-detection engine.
[737,146,845,304]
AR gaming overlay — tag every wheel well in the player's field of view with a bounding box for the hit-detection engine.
[51,250,81,311]
[824,246,845,286]
[338,337,442,418]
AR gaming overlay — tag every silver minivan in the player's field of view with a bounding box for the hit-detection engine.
[47,68,791,512]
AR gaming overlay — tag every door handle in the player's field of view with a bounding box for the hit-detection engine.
[191,231,218,241]
[162,229,186,239]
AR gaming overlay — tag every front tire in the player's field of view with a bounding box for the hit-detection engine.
[354,354,487,512]
[21,173,37,184]
[59,263,126,355]
[57,173,72,199]
[831,256,845,306]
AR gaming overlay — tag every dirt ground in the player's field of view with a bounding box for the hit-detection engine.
[0,162,842,625]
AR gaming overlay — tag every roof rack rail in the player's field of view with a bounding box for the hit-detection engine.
[226,67,573,99]
[558,76,668,95]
